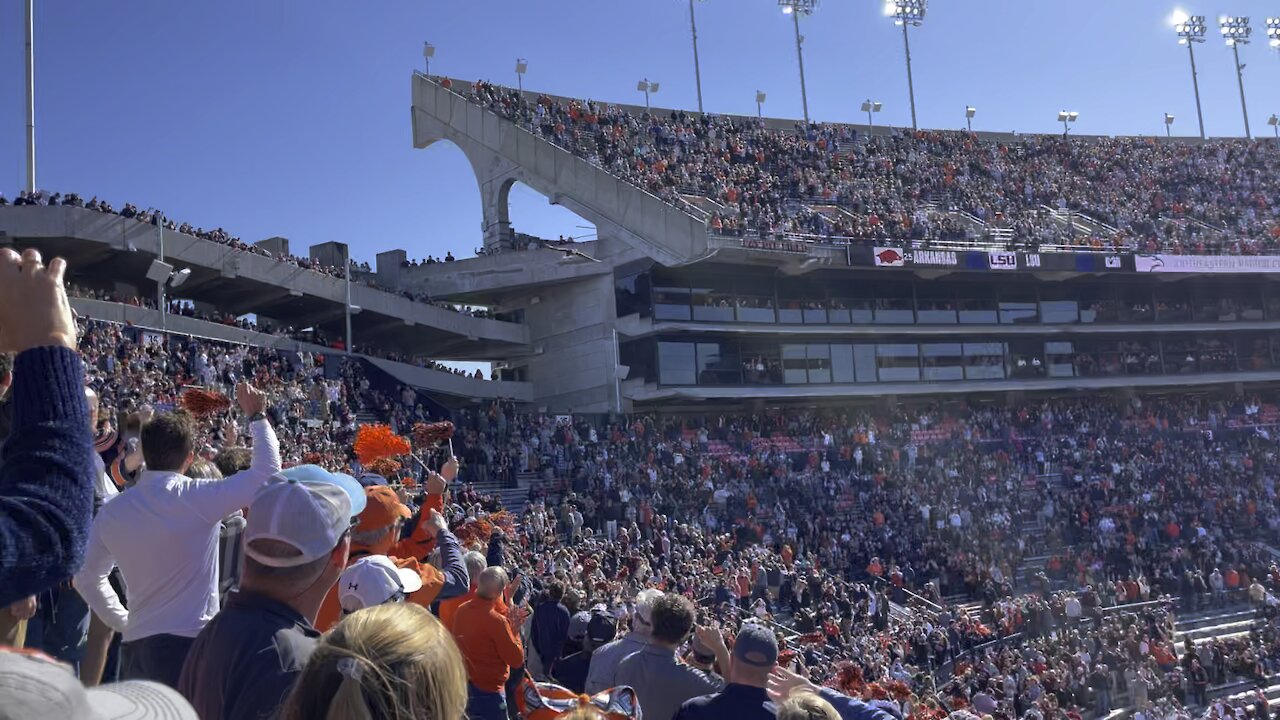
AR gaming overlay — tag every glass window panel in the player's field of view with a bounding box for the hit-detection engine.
[1078,284,1117,324]
[742,340,782,384]
[1240,336,1273,371]
[1007,339,1046,378]
[691,285,736,322]
[653,286,692,321]
[831,344,855,383]
[963,342,1006,380]
[958,285,998,324]
[921,343,963,381]
[854,345,878,382]
[877,344,920,382]
[1040,300,1079,324]
[1045,341,1076,377]
[696,342,740,385]
[658,342,697,385]
[1117,287,1154,322]
[916,284,958,324]
[999,289,1039,324]
[1154,287,1191,322]
[781,344,808,384]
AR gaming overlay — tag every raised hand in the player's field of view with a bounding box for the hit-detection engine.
[235,382,267,417]
[0,248,76,353]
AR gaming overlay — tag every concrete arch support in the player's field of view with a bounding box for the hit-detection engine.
[410,74,710,266]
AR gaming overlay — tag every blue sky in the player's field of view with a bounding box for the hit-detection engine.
[2,0,1280,267]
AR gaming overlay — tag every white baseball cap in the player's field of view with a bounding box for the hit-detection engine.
[243,479,353,568]
[338,555,424,614]
[0,649,197,720]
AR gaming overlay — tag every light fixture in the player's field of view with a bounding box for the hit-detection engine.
[1174,13,1208,139]
[1058,110,1079,135]
[422,42,435,75]
[1164,112,1176,137]
[965,105,976,132]
[1267,17,1280,47]
[1219,15,1253,138]
[779,0,818,123]
[884,0,926,129]
[862,99,883,129]
[1268,113,1279,137]
[515,58,527,92]
[755,90,767,118]
[637,79,659,110]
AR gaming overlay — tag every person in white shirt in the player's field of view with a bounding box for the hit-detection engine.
[75,383,279,689]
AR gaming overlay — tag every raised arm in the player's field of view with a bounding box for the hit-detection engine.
[0,250,95,607]
[185,384,281,522]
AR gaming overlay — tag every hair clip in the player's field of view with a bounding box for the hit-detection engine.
[337,657,364,681]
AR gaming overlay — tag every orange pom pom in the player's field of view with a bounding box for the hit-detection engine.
[366,457,403,478]
[412,421,455,447]
[354,424,412,465]
[178,388,231,418]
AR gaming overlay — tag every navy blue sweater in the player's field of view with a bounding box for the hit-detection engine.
[0,346,93,607]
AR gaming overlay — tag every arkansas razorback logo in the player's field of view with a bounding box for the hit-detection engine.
[874,248,905,266]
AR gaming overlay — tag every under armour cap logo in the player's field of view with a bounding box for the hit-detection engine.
[347,582,358,591]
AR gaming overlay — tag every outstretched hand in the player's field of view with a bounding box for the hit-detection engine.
[235,382,266,417]
[0,248,76,353]
[767,665,818,703]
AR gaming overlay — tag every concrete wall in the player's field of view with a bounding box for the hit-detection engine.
[411,75,710,268]
[69,297,532,401]
[0,205,528,346]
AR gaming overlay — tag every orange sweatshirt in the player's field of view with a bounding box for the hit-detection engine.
[453,597,524,693]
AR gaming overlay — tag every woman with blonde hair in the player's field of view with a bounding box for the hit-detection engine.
[279,603,467,720]
[777,690,840,720]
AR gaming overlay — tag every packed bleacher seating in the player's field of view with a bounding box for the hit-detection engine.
[463,81,1280,255]
[4,248,1280,720]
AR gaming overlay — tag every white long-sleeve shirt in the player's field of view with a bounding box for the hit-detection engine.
[75,418,280,642]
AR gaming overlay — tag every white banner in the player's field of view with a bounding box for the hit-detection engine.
[988,251,1018,270]
[1136,255,1280,274]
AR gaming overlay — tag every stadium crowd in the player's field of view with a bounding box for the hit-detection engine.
[3,247,1279,720]
[464,81,1280,255]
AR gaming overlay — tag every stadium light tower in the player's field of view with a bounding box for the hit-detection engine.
[637,79,660,110]
[1268,17,1280,57]
[423,42,435,75]
[24,0,35,193]
[515,58,527,92]
[779,0,817,123]
[885,0,926,130]
[862,99,883,129]
[1269,114,1279,138]
[1220,15,1253,138]
[1058,110,1079,136]
[965,106,976,132]
[1173,11,1208,140]
[756,90,767,118]
[687,0,707,113]
[1164,113,1176,137]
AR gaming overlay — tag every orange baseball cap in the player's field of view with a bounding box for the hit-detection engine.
[357,486,411,531]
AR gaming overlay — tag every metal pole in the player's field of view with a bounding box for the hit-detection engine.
[1232,43,1251,139]
[867,109,874,128]
[158,222,167,336]
[902,22,918,130]
[966,116,972,132]
[758,100,763,118]
[689,0,704,114]
[517,73,522,92]
[793,11,809,123]
[612,328,622,415]
[1187,43,1207,139]
[644,87,650,110]
[1166,123,1171,138]
[345,246,353,355]
[24,0,36,194]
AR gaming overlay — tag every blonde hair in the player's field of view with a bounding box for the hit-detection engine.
[279,604,467,720]
[777,689,840,720]
[558,707,608,720]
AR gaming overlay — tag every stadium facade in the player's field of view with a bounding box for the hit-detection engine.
[395,75,1280,412]
[6,74,1280,415]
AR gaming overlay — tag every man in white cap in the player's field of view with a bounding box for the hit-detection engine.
[0,645,197,720]
[177,466,359,720]
[336,555,424,614]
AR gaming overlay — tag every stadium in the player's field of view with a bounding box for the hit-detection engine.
[1,2,1279,720]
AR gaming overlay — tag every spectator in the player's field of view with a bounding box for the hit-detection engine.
[554,607,617,695]
[776,690,840,720]
[673,621,777,720]
[615,593,727,720]
[74,383,280,688]
[531,580,570,677]
[766,666,897,720]
[312,467,468,632]
[584,587,660,694]
[278,603,467,720]
[178,469,358,720]
[453,566,528,720]
[0,249,93,615]
[439,550,492,633]
[336,554,424,614]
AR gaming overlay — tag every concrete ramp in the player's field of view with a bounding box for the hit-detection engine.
[411,75,710,267]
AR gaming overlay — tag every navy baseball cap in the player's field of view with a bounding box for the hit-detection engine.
[732,623,778,667]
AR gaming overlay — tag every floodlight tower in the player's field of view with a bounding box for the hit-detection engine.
[688,0,707,113]
[1164,113,1176,137]
[637,79,660,110]
[1173,12,1208,139]
[756,90,767,118]
[885,0,926,130]
[1267,18,1280,58]
[423,42,435,75]
[1268,114,1279,138]
[965,106,976,132]
[516,58,527,92]
[779,0,817,123]
[1220,15,1253,138]
[24,0,35,193]
[1058,110,1079,136]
